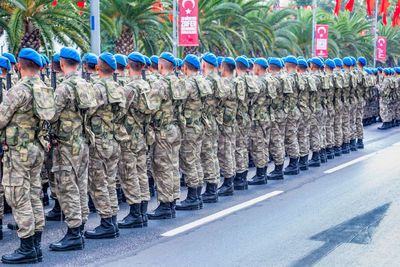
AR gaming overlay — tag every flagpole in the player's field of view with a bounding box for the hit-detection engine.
[90,0,101,55]
[373,0,379,67]
[173,0,177,57]
[311,0,317,57]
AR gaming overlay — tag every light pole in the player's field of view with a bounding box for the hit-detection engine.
[90,0,101,55]
[373,0,379,67]
[173,0,178,57]
[311,0,317,58]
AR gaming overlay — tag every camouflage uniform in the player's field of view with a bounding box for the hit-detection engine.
[349,70,359,141]
[341,71,352,145]
[333,70,344,149]
[0,75,45,238]
[309,73,323,153]
[151,72,183,203]
[285,71,301,159]
[395,76,400,122]
[88,76,126,218]
[379,77,393,123]
[356,69,367,139]
[50,71,91,228]
[297,72,313,158]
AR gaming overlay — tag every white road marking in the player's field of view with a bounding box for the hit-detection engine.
[161,190,284,237]
[324,153,377,174]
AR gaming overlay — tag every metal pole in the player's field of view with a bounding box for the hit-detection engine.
[90,0,101,55]
[373,0,379,67]
[311,0,317,58]
[173,0,177,57]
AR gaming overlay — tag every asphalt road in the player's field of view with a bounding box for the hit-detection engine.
[1,122,400,267]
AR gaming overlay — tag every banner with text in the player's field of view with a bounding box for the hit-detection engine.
[376,36,387,61]
[179,0,199,46]
[315,25,329,58]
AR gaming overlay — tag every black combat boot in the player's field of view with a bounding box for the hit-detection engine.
[1,235,37,264]
[0,219,3,241]
[197,187,203,209]
[217,176,234,196]
[299,155,309,171]
[334,146,342,156]
[284,158,299,175]
[350,139,357,151]
[342,143,350,154]
[42,183,49,207]
[176,187,201,211]
[80,222,85,236]
[141,201,149,227]
[268,164,284,180]
[147,202,173,220]
[248,167,267,185]
[234,171,248,190]
[112,216,119,237]
[7,222,18,231]
[326,147,335,159]
[378,122,392,130]
[34,232,42,262]
[49,227,83,251]
[248,152,255,168]
[118,204,143,228]
[320,149,327,163]
[116,188,124,204]
[308,151,321,167]
[84,218,117,239]
[357,139,364,149]
[148,176,155,197]
[88,195,96,213]
[201,183,219,203]
[46,199,63,221]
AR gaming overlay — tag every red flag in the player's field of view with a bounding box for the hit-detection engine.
[379,0,391,14]
[393,2,400,27]
[77,1,85,9]
[334,0,342,16]
[52,0,57,6]
[345,0,355,12]
[367,0,377,16]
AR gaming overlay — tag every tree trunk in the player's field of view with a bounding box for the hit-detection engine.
[115,25,135,55]
[183,46,198,57]
[19,19,40,53]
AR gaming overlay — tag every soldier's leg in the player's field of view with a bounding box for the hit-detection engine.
[298,114,310,170]
[217,125,236,196]
[268,120,285,179]
[137,147,150,202]
[284,110,301,175]
[334,109,343,154]
[105,141,120,218]
[179,127,202,189]
[326,110,335,149]
[77,143,89,225]
[342,106,351,151]
[248,122,267,184]
[118,146,141,205]
[309,112,321,166]
[356,102,365,147]
[201,130,220,185]
[234,123,250,189]
[171,126,182,202]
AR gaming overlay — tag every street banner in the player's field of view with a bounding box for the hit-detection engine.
[376,36,387,61]
[179,0,199,46]
[315,25,329,57]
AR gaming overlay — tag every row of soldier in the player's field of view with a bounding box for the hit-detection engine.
[0,47,396,264]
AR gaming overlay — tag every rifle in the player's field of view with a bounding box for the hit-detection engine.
[40,69,46,82]
[113,72,118,82]
[141,69,147,80]
[50,56,57,90]
[45,64,50,78]
[6,59,12,90]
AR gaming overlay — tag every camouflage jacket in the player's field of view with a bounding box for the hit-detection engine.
[203,71,223,132]
[183,73,205,128]
[217,76,237,127]
[378,77,391,101]
[235,72,258,126]
[255,72,277,123]
[308,72,323,113]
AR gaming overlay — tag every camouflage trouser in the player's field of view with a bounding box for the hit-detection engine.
[250,121,270,168]
[180,125,203,188]
[88,139,120,218]
[217,124,236,178]
[379,99,391,122]
[0,183,3,220]
[137,146,150,202]
[356,101,365,139]
[298,113,311,157]
[3,145,45,239]
[285,109,301,158]
[41,151,56,199]
[118,143,141,205]
[334,106,343,147]
[52,142,89,228]
[270,119,286,165]
[152,124,181,203]
[320,109,327,149]
[342,105,351,143]
[235,121,251,173]
[326,108,335,148]
[349,103,357,140]
[310,110,322,152]
[201,125,220,185]
[395,100,400,121]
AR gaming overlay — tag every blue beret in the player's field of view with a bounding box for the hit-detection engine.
[203,53,217,67]
[311,57,324,68]
[128,52,145,65]
[298,59,308,68]
[217,56,224,66]
[240,55,248,59]
[307,59,312,65]
[150,55,159,65]
[297,56,305,60]
[349,56,356,66]
[99,52,117,70]
[144,56,151,66]
[285,55,298,65]
[384,68,391,74]
[236,56,249,68]
[254,58,268,68]
[114,54,127,67]
[358,57,367,66]
[86,53,98,64]
[269,57,283,68]
[248,58,254,66]
[0,56,10,70]
[60,47,81,63]
[343,57,352,66]
[53,53,60,63]
[223,57,236,68]
[40,55,47,67]
[372,68,377,74]
[19,48,42,67]
[184,54,200,70]
[333,58,342,67]
[325,59,336,69]
[160,52,176,67]
[377,67,383,72]
[2,53,17,64]
[365,68,372,74]
[317,56,325,63]
[394,67,400,74]
[41,54,50,66]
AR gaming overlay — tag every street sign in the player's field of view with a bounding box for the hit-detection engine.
[376,36,387,61]
[179,0,199,46]
[315,25,328,58]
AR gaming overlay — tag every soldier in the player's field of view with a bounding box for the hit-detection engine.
[378,68,393,130]
[82,53,99,82]
[147,52,183,220]
[332,58,345,157]
[177,54,211,210]
[394,67,400,127]
[84,52,127,239]
[114,54,129,87]
[52,53,65,84]
[216,57,238,196]
[150,56,159,74]
[341,57,353,153]
[2,53,19,85]
[248,58,277,184]
[348,57,359,152]
[1,48,51,264]
[199,53,222,202]
[356,57,368,149]
[48,47,95,251]
[324,59,337,159]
